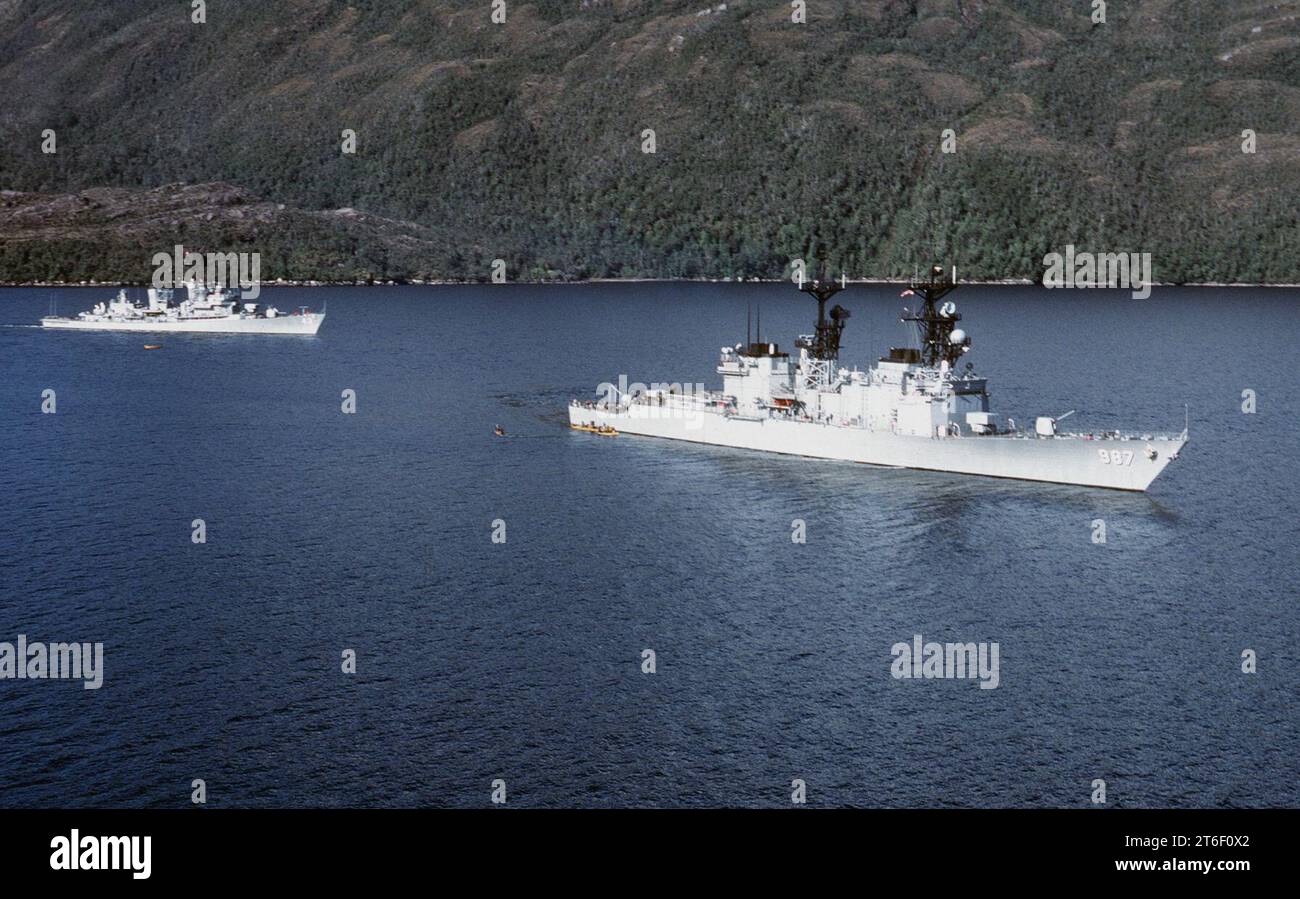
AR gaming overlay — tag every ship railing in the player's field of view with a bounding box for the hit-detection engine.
[989,428,1185,442]
[571,394,726,412]
[627,392,719,408]
[1053,429,1184,441]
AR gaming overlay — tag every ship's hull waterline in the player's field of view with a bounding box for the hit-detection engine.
[569,404,1186,491]
[40,314,324,335]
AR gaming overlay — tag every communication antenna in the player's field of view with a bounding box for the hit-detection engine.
[797,256,853,361]
[900,264,967,368]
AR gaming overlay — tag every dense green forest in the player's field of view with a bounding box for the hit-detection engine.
[1,0,1297,283]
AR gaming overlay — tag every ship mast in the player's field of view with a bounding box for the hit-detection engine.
[797,257,852,361]
[902,264,968,368]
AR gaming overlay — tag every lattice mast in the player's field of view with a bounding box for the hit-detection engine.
[798,260,852,361]
[902,264,968,367]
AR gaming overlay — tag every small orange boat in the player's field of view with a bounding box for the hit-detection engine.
[143,344,163,350]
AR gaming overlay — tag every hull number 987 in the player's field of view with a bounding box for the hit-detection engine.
[1098,449,1134,466]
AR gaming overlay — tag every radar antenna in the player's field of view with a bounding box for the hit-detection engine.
[901,264,969,368]
[797,254,852,361]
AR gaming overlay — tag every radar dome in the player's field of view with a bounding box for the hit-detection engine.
[949,329,967,344]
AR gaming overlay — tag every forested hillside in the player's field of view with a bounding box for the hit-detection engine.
[1,0,1297,283]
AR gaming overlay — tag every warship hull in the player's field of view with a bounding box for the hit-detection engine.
[569,403,1186,491]
[40,314,324,335]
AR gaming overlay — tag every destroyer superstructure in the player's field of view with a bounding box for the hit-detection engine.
[41,281,324,335]
[569,266,1187,491]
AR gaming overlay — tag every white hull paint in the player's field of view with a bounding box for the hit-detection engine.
[41,313,324,335]
[570,403,1186,491]
[568,269,1188,492]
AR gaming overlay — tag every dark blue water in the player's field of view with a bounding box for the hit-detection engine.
[1,283,1296,808]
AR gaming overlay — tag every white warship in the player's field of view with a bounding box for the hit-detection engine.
[569,266,1187,491]
[40,281,324,335]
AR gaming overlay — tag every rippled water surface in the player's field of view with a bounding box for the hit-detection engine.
[0,283,1296,807]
